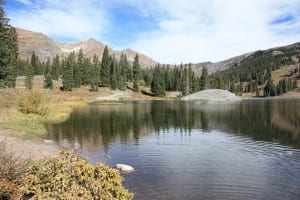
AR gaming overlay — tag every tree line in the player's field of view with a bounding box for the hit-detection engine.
[0,0,298,96]
[21,50,211,96]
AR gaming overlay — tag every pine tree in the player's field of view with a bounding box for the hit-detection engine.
[89,55,99,92]
[31,51,40,75]
[6,61,16,88]
[264,79,274,97]
[0,1,18,87]
[132,54,140,92]
[200,66,208,90]
[174,68,181,91]
[44,72,53,89]
[119,53,131,82]
[100,46,111,87]
[62,55,74,91]
[72,52,81,88]
[78,49,88,85]
[51,55,60,80]
[255,80,259,97]
[229,82,236,93]
[44,58,51,75]
[181,65,189,96]
[151,65,165,96]
[25,63,34,89]
[110,56,117,90]
[293,79,298,89]
[116,60,126,91]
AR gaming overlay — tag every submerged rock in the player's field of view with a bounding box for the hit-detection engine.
[116,164,134,172]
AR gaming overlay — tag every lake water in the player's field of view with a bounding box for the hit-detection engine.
[46,100,300,200]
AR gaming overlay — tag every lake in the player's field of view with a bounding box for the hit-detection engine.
[46,99,300,200]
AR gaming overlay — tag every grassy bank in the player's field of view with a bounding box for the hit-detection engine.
[0,89,87,139]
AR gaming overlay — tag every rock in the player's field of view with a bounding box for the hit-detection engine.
[116,164,134,172]
[43,139,54,144]
[181,89,242,102]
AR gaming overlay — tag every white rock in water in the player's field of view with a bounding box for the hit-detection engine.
[116,164,134,172]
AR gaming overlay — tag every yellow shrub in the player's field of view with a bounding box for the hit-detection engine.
[18,89,50,115]
[20,151,133,200]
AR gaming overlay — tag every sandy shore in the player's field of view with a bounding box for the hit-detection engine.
[0,134,60,160]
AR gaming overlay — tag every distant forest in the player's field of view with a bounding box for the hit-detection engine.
[0,1,299,97]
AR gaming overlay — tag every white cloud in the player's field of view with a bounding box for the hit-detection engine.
[128,0,300,63]
[15,0,32,5]
[7,0,300,63]
[8,0,110,42]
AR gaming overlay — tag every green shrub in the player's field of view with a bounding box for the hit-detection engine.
[20,151,133,200]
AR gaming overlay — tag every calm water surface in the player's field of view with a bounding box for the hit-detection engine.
[46,100,300,200]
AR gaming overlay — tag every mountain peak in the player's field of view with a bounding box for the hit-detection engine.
[16,28,156,67]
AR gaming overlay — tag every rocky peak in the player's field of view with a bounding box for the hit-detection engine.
[16,28,156,67]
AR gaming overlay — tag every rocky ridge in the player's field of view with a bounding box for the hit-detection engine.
[16,28,156,68]
[16,28,300,73]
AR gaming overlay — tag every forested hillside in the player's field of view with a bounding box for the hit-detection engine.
[0,0,299,97]
[210,43,300,96]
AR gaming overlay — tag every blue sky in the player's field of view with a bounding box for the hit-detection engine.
[5,0,300,63]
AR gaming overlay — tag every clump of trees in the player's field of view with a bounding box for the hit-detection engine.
[0,0,18,88]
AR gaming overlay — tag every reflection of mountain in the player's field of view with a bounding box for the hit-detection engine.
[46,100,300,150]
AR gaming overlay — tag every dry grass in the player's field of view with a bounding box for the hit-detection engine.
[272,65,299,85]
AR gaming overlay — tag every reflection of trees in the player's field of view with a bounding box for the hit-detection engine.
[46,100,300,150]
[222,100,300,148]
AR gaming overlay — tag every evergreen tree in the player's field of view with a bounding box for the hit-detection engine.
[293,79,298,89]
[78,49,88,85]
[151,65,165,96]
[200,66,208,90]
[62,55,74,91]
[132,54,140,92]
[31,51,40,75]
[44,72,53,89]
[25,63,34,89]
[264,79,275,97]
[110,56,117,90]
[4,45,18,88]
[229,82,236,93]
[89,55,99,92]
[51,55,60,80]
[164,66,172,91]
[174,68,181,91]
[119,53,131,82]
[0,1,18,87]
[255,80,259,97]
[100,46,111,87]
[44,58,51,75]
[116,60,126,91]
[216,76,225,89]
[72,52,81,88]
[181,65,189,96]
[144,68,153,86]
[282,79,288,93]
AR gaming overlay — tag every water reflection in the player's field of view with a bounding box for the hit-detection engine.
[46,100,300,150]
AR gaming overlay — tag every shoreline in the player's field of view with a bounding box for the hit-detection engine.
[0,88,299,160]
